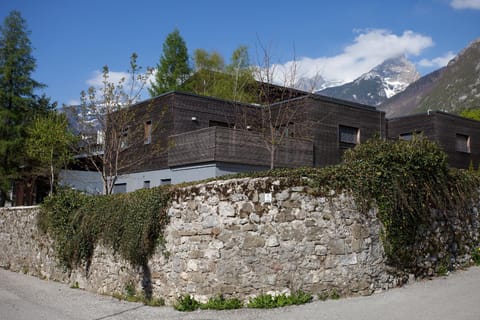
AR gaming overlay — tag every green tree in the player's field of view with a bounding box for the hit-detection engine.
[460,108,480,121]
[149,29,191,97]
[193,48,225,72]
[26,112,76,195]
[184,46,255,102]
[0,10,44,205]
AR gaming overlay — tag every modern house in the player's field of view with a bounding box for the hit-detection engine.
[61,91,387,193]
[387,111,480,169]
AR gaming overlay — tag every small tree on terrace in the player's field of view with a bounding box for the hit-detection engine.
[78,53,154,194]
[185,46,256,103]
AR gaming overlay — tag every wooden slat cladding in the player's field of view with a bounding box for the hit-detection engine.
[387,111,480,169]
[285,95,386,167]
[168,126,313,168]
[117,92,387,173]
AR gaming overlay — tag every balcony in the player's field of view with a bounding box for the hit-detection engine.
[168,126,313,168]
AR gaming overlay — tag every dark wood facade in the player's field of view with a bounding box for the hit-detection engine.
[272,94,386,167]
[169,126,313,168]
[117,91,386,174]
[387,111,480,169]
[92,90,480,182]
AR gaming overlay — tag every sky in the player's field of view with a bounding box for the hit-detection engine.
[1,0,480,106]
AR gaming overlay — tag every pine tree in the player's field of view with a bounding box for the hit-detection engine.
[149,29,191,96]
[0,10,44,205]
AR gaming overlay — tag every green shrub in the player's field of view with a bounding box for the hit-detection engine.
[318,289,341,301]
[340,137,479,269]
[174,295,201,311]
[39,186,170,270]
[199,294,243,310]
[247,291,313,309]
[472,247,480,265]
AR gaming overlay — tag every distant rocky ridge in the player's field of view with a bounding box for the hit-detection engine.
[380,38,480,117]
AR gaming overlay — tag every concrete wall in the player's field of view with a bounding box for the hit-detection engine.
[61,163,268,194]
[1,177,478,305]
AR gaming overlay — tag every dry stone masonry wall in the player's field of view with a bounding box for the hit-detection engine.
[0,177,478,304]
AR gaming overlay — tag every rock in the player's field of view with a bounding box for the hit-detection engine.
[242,234,265,249]
[266,235,280,247]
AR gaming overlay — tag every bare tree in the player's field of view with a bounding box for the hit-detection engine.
[76,53,155,194]
[246,41,311,169]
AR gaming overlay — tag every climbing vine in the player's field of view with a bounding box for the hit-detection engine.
[39,136,479,274]
[38,186,170,270]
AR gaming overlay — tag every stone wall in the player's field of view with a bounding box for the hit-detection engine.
[0,177,478,304]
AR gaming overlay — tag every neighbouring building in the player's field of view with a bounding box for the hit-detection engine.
[61,91,386,193]
[387,111,480,169]
[59,91,480,195]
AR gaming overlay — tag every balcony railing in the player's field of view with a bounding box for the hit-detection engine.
[168,126,313,168]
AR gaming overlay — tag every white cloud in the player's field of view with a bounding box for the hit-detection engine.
[86,70,130,87]
[450,0,480,9]
[418,51,456,68]
[85,69,154,102]
[268,29,434,85]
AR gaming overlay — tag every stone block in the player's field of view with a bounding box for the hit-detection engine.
[276,190,290,201]
[186,259,198,272]
[249,213,260,224]
[315,245,328,256]
[266,235,280,247]
[275,208,295,223]
[351,239,364,253]
[242,234,265,249]
[328,239,346,255]
[352,223,369,239]
[219,201,235,217]
[202,215,218,228]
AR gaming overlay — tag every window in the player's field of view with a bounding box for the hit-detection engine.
[399,131,422,141]
[143,180,150,189]
[113,183,127,194]
[120,127,129,149]
[456,134,471,153]
[339,125,360,148]
[144,120,152,144]
[399,132,413,141]
[161,178,171,185]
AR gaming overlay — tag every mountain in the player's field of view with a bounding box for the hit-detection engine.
[380,38,480,117]
[318,56,420,106]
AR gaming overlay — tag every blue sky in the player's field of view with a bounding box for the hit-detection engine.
[1,0,480,106]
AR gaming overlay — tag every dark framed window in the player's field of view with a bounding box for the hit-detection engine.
[144,120,152,144]
[399,132,413,141]
[120,127,129,149]
[399,131,422,141]
[161,178,171,185]
[456,134,471,153]
[339,125,359,148]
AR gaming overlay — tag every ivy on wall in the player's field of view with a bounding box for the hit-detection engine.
[38,186,170,270]
[39,136,479,275]
[223,136,480,271]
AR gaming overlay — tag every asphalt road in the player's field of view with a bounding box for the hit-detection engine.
[1,266,480,320]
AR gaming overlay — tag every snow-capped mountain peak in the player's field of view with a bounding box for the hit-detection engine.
[317,56,420,106]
